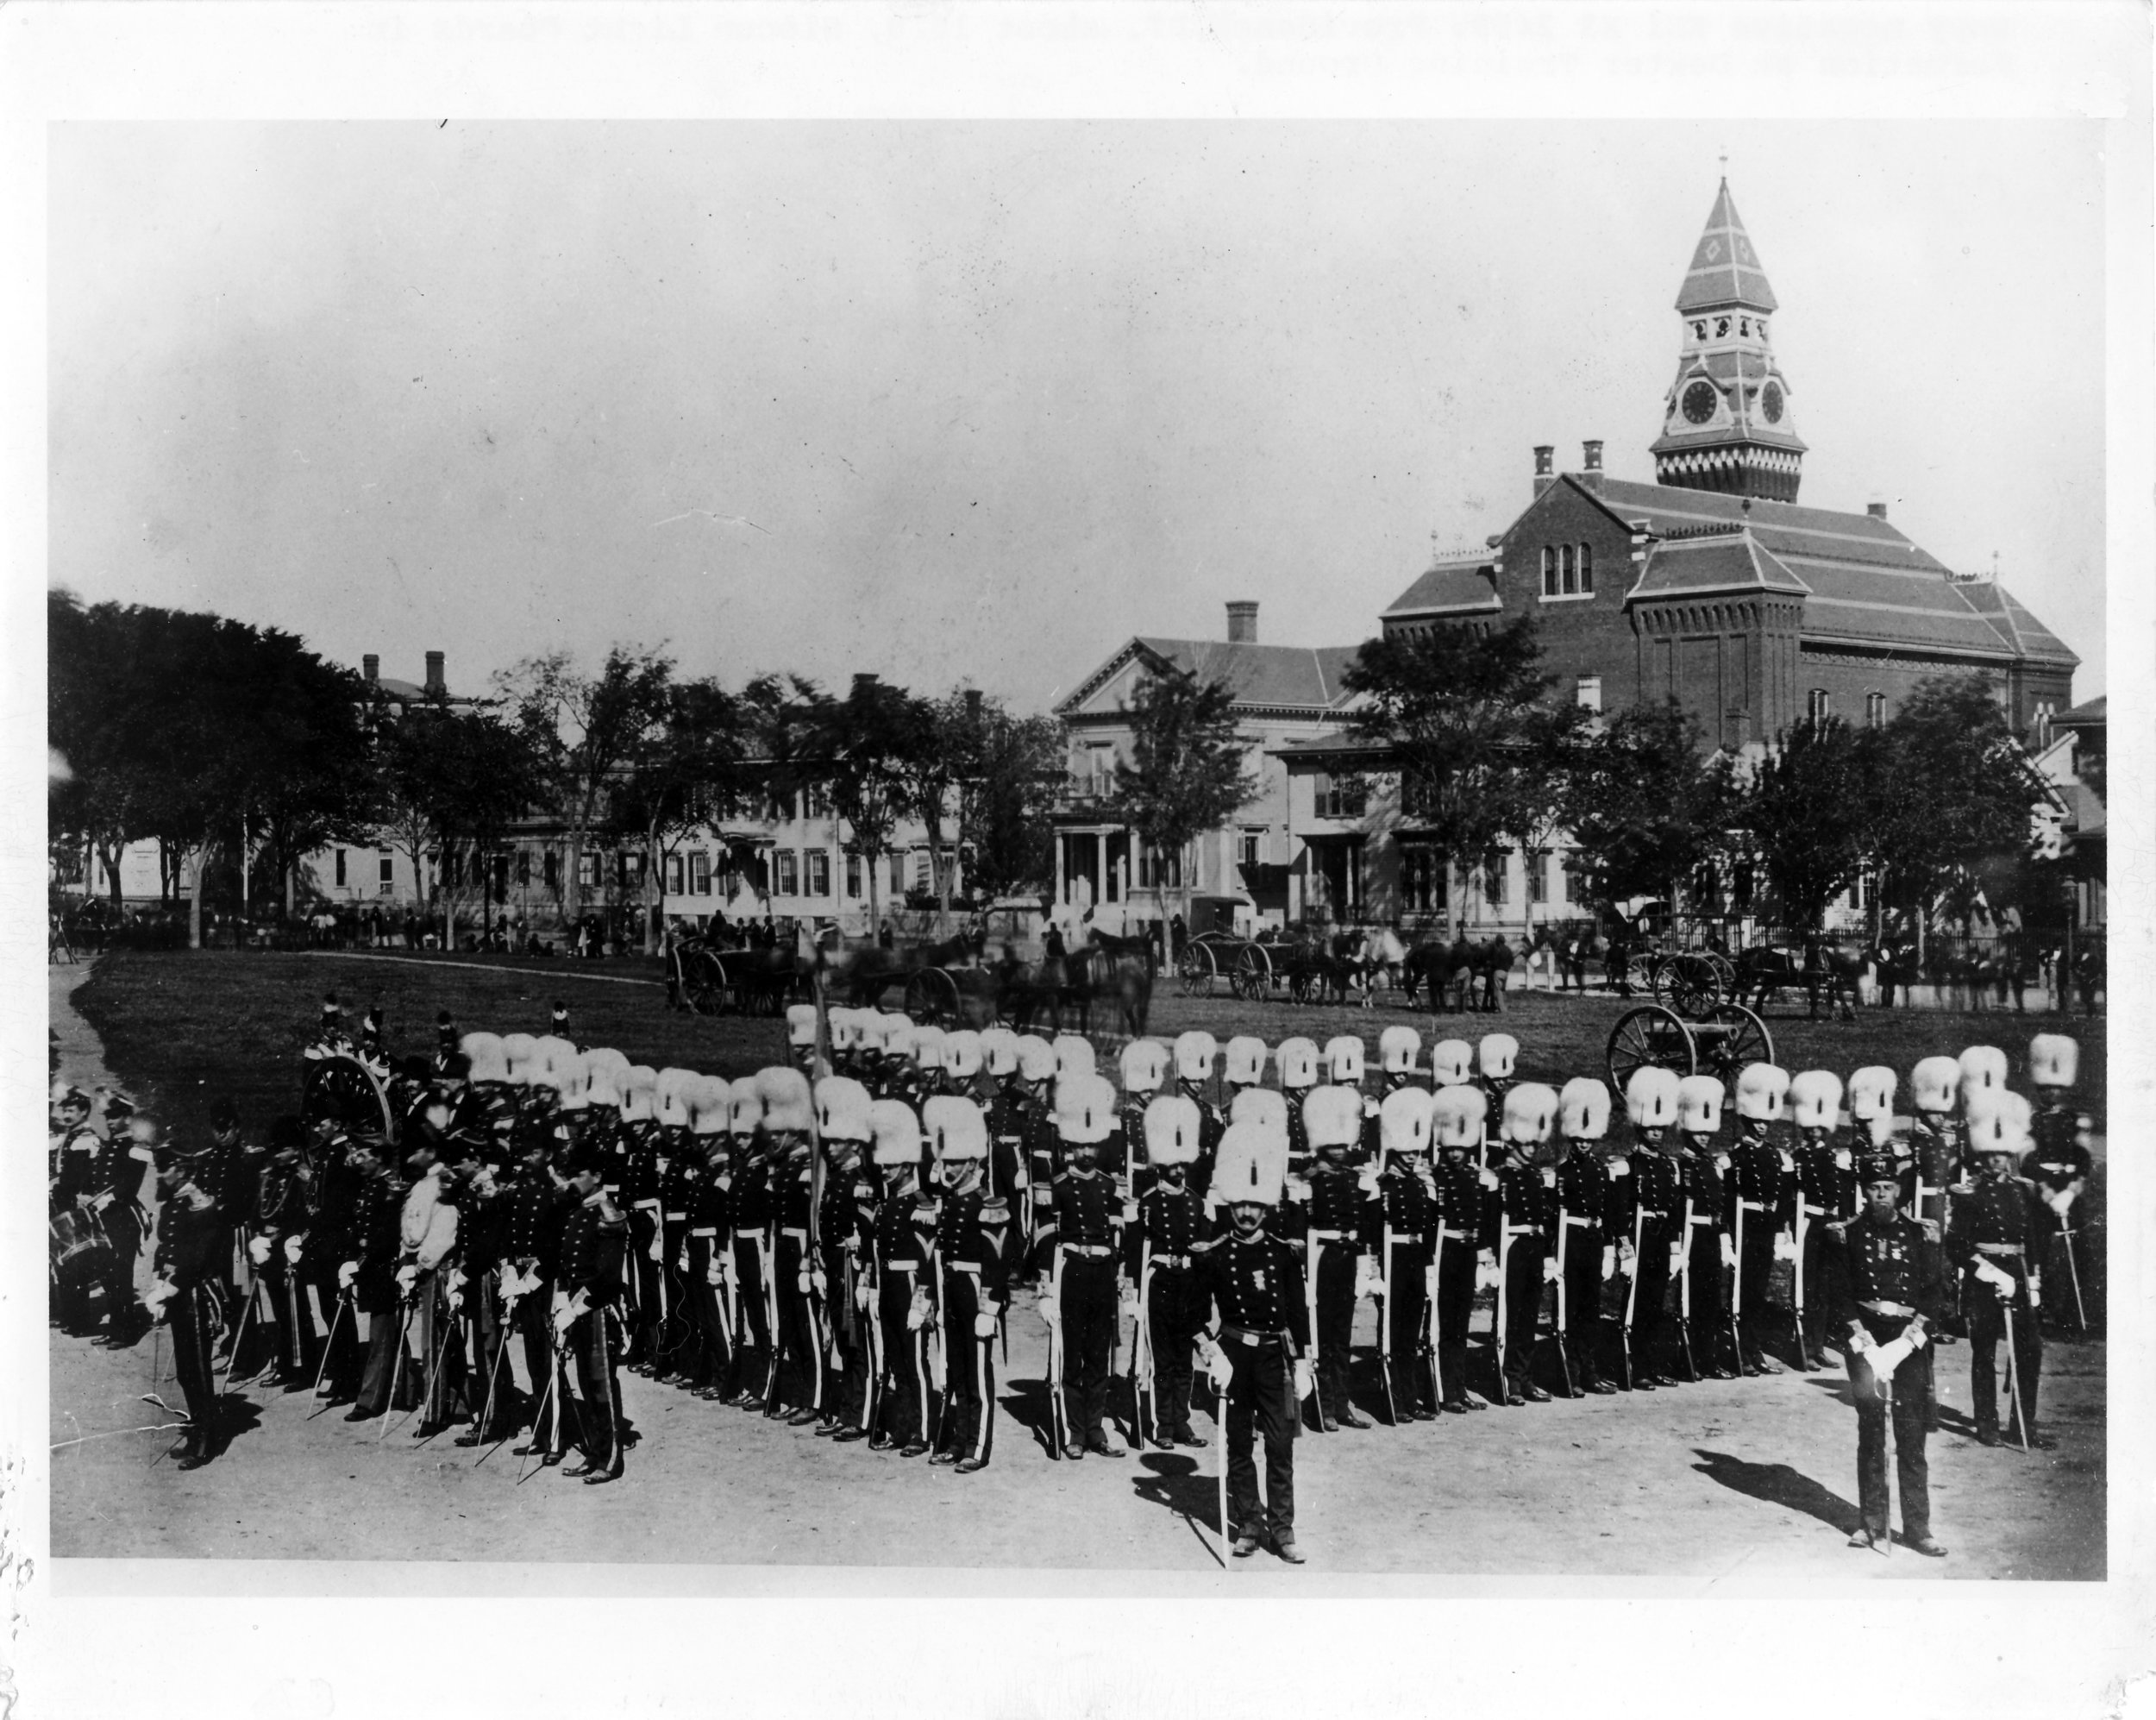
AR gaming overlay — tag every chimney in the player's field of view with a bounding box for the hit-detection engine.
[1866,500,1889,519]
[1533,444,1556,496]
[423,651,445,696]
[362,654,379,684]
[1579,439,1606,493]
[1225,600,1258,644]
[851,672,880,697]
[962,688,984,723]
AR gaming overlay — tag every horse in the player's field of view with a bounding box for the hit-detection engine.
[1557,925,1607,993]
[1733,938,1864,1020]
[1337,926,1411,1008]
[1402,935,1514,1013]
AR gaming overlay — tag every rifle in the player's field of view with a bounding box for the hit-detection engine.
[1494,1227,1511,1404]
[591,1303,624,1476]
[1304,1230,1326,1431]
[1551,1204,1576,1398]
[1619,1204,1641,1392]
[1675,1198,1698,1382]
[1045,1246,1071,1458]
[1790,1195,1811,1370]
[1729,1194,1748,1374]
[1426,1230,1444,1409]
[860,1261,884,1437]
[1130,1248,1156,1449]
[757,1227,781,1415]
[1216,1365,1232,1566]
[1877,1365,1895,1559]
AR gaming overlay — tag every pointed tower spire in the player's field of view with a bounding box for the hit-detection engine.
[1651,179,1806,503]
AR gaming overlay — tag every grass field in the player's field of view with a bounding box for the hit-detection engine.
[72,945,2107,1143]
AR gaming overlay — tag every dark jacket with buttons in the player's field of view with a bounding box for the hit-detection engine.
[1946,1173,2049,1269]
[935,1186,1010,1306]
[1199,1230,1311,1355]
[1305,1164,1363,1251]
[1363,1164,1434,1257]
[502,1175,572,1277]
[1127,1178,1213,1278]
[559,1193,628,1300]
[1034,1166,1121,1271]
[1827,1208,1943,1332]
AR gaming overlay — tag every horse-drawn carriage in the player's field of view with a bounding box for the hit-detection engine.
[1176,929,1262,999]
[668,938,805,1018]
[1620,945,1739,1015]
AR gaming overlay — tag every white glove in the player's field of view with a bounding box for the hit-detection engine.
[648,1234,664,1262]
[1601,1245,1615,1283]
[394,1264,419,1296]
[338,1261,359,1290]
[1668,1245,1684,1274]
[1972,1258,2015,1297]
[1294,1359,1315,1402]
[1777,1149,1796,1172]
[1119,1284,1139,1315]
[1542,1256,1557,1284]
[676,1249,689,1273]
[908,1289,933,1331]
[974,1311,997,1339]
[1475,1252,1498,1291]
[706,1259,724,1287]
[1720,1234,1737,1270]
[1357,1167,1382,1197]
[854,1277,871,1312]
[1355,1255,1383,1300]
[142,1277,176,1321]
[1618,1240,1636,1274]
[247,1236,272,1266]
[1772,1230,1796,1262]
[1868,1334,1915,1380]
[797,1271,812,1295]
[810,1268,828,1297]
[1039,1296,1062,1331]
[1833,1147,1852,1170]
[283,1234,304,1265]
[1200,1340,1232,1391]
[1846,1324,1872,1356]
[2047,1189,2078,1218]
[1424,1265,1441,1298]
[2028,1280,2042,1310]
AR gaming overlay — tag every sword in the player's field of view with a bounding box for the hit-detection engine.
[1552,1206,1576,1397]
[1304,1229,1325,1431]
[307,1292,352,1415]
[1878,1365,1895,1558]
[1378,1226,1400,1424]
[376,1296,417,1441]
[1046,1246,1070,1458]
[1495,1225,1511,1403]
[1131,1249,1156,1449]
[472,1298,517,1462]
[2057,1215,2089,1332]
[1791,1198,1811,1369]
[1426,1229,1444,1409]
[1620,1204,1643,1392]
[1676,1197,1698,1382]
[2002,1299,2031,1455]
[1730,1196,1747,1373]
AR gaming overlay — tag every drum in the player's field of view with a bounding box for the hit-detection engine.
[49,1207,111,1274]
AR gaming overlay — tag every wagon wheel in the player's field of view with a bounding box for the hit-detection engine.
[1234,945,1271,1001]
[301,1051,396,1141]
[1691,1002,1775,1087]
[1178,945,1214,998]
[905,967,961,1026]
[680,949,727,1015]
[1624,952,1658,999]
[1660,951,1724,1016]
[1605,1005,1697,1096]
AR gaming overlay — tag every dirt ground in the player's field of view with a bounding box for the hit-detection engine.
[50,961,2106,1581]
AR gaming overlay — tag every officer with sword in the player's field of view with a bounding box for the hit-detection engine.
[1129,1092,1213,1450]
[864,1098,938,1456]
[924,1095,1011,1472]
[1949,1091,2053,1450]
[2025,1033,2092,1338]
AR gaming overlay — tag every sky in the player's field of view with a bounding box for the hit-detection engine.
[48,119,2108,709]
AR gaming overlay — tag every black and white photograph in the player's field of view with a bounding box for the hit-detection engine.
[9,6,2151,1718]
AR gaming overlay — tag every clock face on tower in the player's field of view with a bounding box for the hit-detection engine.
[1681,380,1719,425]
[1761,380,1785,424]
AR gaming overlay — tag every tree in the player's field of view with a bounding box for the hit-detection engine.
[1340,616,1554,932]
[1562,698,1725,922]
[608,676,752,953]
[955,700,1064,903]
[1106,663,1256,932]
[800,675,932,936]
[1495,700,1593,939]
[498,646,675,926]
[1723,715,1871,935]
[374,698,546,947]
[1865,674,2052,938]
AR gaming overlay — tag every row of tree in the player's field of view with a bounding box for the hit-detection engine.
[1339,614,2059,937]
[47,593,1066,951]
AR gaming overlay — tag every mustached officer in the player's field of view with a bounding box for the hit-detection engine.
[924,1095,1010,1472]
[554,1139,630,1484]
[2025,1034,2092,1336]
[1037,1071,1126,1459]
[1825,1151,1946,1555]
[1130,1093,1213,1449]
[1194,1118,1312,1563]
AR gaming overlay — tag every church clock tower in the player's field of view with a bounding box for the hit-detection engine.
[1650,180,1806,503]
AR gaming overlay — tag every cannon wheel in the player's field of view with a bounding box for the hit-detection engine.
[1234,944,1274,1001]
[678,948,728,1015]
[1657,951,1726,1016]
[1178,944,1218,998]
[905,966,962,1026]
[301,1051,396,1141]
[1690,1002,1775,1086]
[1606,1004,1697,1095]
[1622,951,1658,999]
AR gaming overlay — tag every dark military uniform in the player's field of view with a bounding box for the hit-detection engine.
[251,1153,318,1381]
[557,1189,630,1476]
[984,1085,1035,1229]
[1825,1203,1943,1545]
[153,1162,229,1462]
[1428,1152,1483,1409]
[2026,1102,2093,1334]
[652,1135,702,1380]
[1037,1164,1124,1452]
[684,1144,735,1397]
[350,1168,413,1416]
[1727,1128,1784,1372]
[1283,1088,1316,1177]
[1907,1110,1965,1334]
[1128,1177,1216,1441]
[1304,1160,1363,1422]
[933,1183,1012,1467]
[1362,1160,1434,1416]
[500,1163,570,1443]
[1550,1144,1614,1391]
[1199,1231,1311,1545]
[770,1147,825,1422]
[49,1119,119,1334]
[617,1121,665,1369]
[1621,1146,1683,1383]
[870,1183,939,1452]
[1020,1097,1062,1266]
[452,1171,511,1434]
[1946,1168,2050,1442]
[1680,1145,1737,1376]
[818,1160,876,1433]
[1789,1136,1855,1363]
[1183,1088,1226,1201]
[727,1149,777,1405]
[1484,1157,1551,1399]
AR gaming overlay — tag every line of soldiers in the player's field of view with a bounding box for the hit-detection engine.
[64,994,2093,1554]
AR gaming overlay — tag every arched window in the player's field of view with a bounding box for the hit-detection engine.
[1541,545,1557,597]
[1578,542,1595,593]
[1561,545,1577,593]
